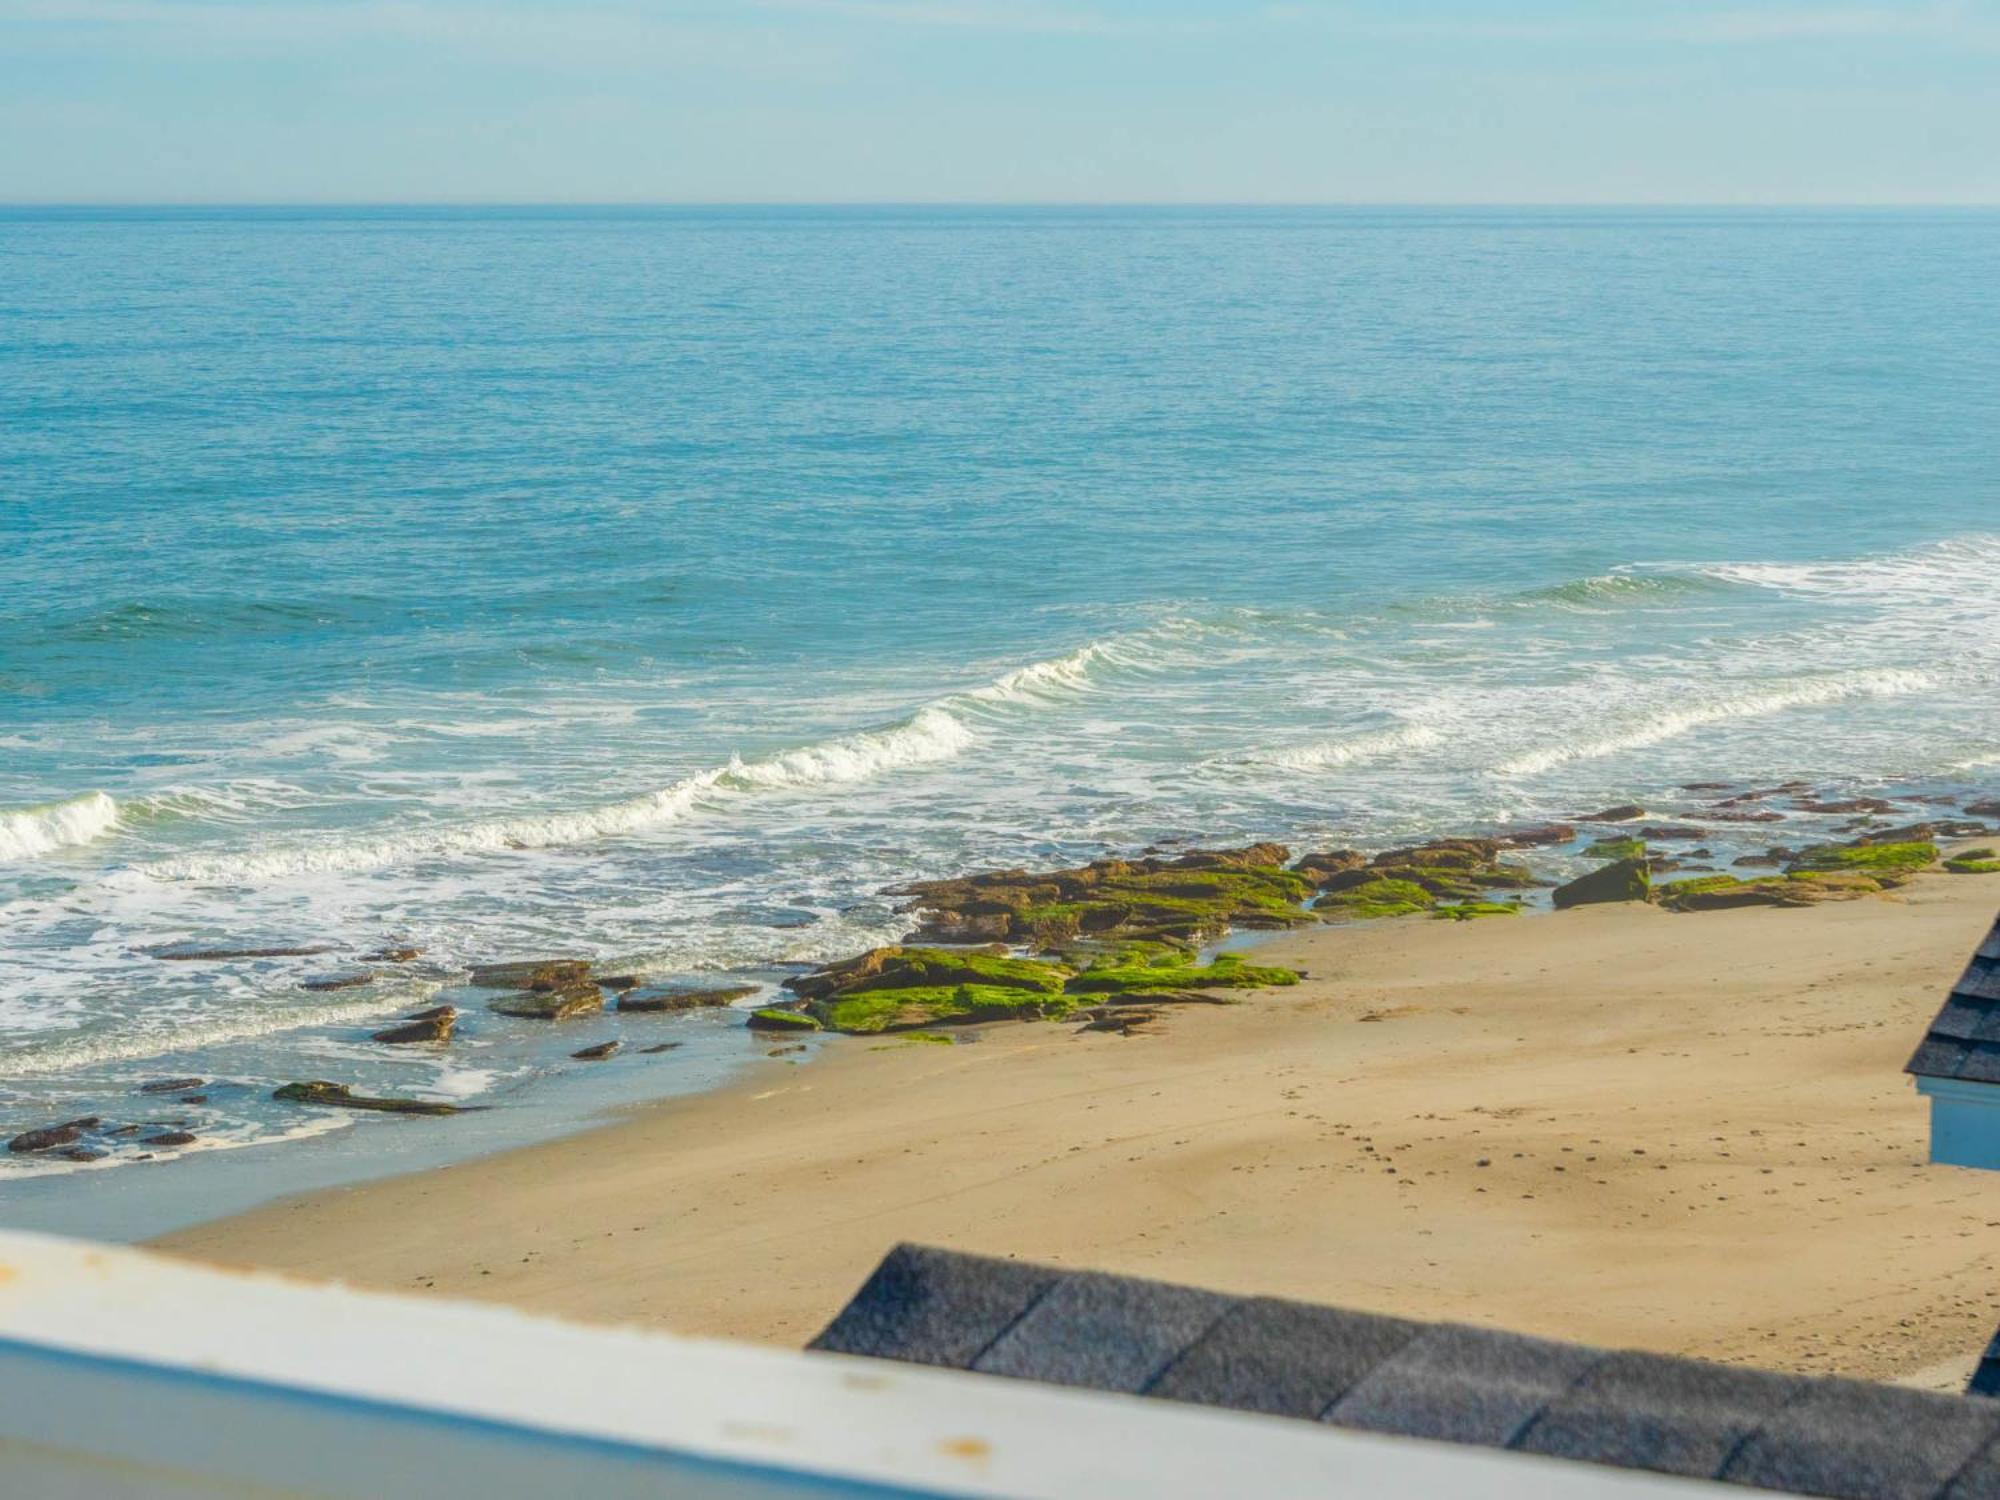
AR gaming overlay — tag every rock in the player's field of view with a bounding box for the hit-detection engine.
[301,971,375,992]
[372,1009,456,1044]
[7,1118,100,1154]
[888,847,1316,948]
[150,942,337,961]
[1552,857,1650,910]
[637,1042,684,1054]
[1585,836,1647,860]
[1946,849,2000,875]
[1292,849,1368,883]
[272,1082,462,1116]
[141,1131,197,1148]
[571,1040,621,1060]
[179,1094,208,1104]
[785,946,1066,1003]
[1680,782,1735,792]
[1497,823,1577,847]
[404,1004,455,1021]
[1792,797,1896,815]
[1733,852,1781,867]
[1315,878,1437,920]
[365,946,423,963]
[489,987,603,1021]
[60,1148,106,1162]
[1431,901,1521,920]
[748,1007,822,1032]
[138,1078,204,1094]
[1702,808,1784,823]
[1078,1007,1162,1036]
[1575,805,1646,823]
[1655,872,1888,912]
[1638,825,1705,842]
[1785,839,1936,882]
[468,958,593,991]
[1968,799,2000,818]
[616,984,758,1013]
[596,974,643,990]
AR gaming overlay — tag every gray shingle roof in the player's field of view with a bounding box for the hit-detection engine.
[1909,916,2000,1082]
[813,1244,2000,1499]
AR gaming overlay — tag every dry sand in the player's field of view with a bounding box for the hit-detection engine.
[156,873,2000,1387]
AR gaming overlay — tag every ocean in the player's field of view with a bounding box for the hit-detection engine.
[3,206,1997,1223]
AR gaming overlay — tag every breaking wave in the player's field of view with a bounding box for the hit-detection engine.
[1496,668,1939,778]
[4,984,438,1078]
[137,634,1146,885]
[0,791,120,860]
[1252,723,1444,773]
[146,706,975,883]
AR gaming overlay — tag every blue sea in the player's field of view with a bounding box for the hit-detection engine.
[3,207,1998,1224]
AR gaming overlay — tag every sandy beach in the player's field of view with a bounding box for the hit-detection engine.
[156,873,2000,1388]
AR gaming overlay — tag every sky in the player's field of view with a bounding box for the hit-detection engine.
[1,0,1996,204]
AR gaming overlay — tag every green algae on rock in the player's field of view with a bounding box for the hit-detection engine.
[1784,840,1937,879]
[272,1082,462,1116]
[1431,901,1522,920]
[815,984,1082,1034]
[889,844,1313,947]
[747,1007,822,1032]
[1585,836,1648,861]
[1314,877,1436,920]
[1552,857,1650,910]
[1065,952,1299,995]
[1946,849,2000,874]
[1310,838,1544,921]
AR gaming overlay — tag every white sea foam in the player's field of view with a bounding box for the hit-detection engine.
[1254,723,1444,773]
[0,791,120,860]
[1496,668,1940,778]
[135,637,1158,885]
[144,704,975,883]
[3,983,438,1078]
[958,639,1133,709]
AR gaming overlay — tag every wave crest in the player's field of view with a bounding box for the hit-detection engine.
[5,984,437,1078]
[1254,723,1444,773]
[0,791,120,860]
[1497,668,1939,778]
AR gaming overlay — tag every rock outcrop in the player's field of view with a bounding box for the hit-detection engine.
[1552,857,1650,909]
[616,984,758,1013]
[890,845,1313,948]
[272,1082,461,1115]
[371,1008,456,1044]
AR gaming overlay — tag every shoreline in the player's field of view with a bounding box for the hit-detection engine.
[155,868,2000,1387]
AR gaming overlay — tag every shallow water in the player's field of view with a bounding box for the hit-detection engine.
[3,206,1997,1209]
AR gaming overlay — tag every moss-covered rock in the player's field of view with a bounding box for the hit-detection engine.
[272,1082,461,1115]
[1585,836,1648,860]
[815,984,1081,1034]
[1552,857,1649,910]
[748,1007,822,1031]
[889,847,1314,947]
[1431,901,1521,920]
[1785,839,1936,877]
[1945,848,2000,874]
[1064,953,1298,994]
[1314,878,1436,920]
[786,945,1070,1002]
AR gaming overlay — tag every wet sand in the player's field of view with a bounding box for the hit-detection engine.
[157,872,2000,1387]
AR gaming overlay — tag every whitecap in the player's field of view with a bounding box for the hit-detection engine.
[1496,668,1939,778]
[0,791,120,860]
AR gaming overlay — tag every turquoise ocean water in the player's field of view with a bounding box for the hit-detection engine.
[3,207,1998,1210]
